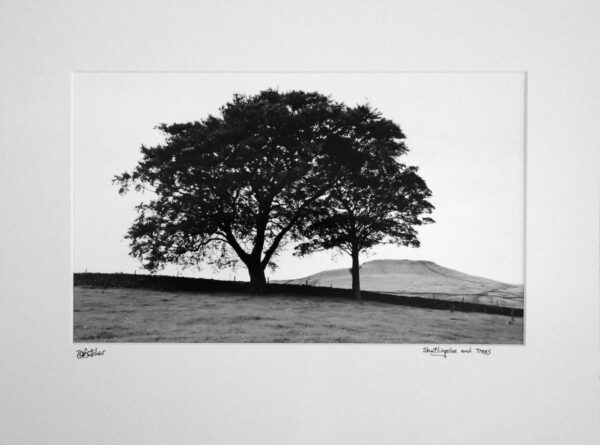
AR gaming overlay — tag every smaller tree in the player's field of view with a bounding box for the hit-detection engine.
[295,105,434,300]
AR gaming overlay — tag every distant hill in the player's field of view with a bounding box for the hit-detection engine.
[277,259,524,308]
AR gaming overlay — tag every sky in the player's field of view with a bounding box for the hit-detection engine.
[73,72,525,284]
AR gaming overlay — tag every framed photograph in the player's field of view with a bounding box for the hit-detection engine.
[2,1,598,444]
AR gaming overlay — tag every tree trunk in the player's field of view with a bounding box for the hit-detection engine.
[246,259,267,295]
[351,247,362,301]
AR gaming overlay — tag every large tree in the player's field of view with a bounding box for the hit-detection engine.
[295,105,434,300]
[114,89,344,293]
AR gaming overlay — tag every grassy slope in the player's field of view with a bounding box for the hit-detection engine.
[74,286,523,343]
[279,259,524,308]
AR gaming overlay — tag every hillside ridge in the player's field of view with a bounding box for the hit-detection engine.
[277,259,524,308]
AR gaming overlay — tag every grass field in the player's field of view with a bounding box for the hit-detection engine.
[74,286,523,343]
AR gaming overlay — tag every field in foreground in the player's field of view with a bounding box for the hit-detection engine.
[74,286,523,343]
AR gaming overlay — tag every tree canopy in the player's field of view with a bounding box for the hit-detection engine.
[115,90,433,297]
[114,89,345,292]
[294,104,434,300]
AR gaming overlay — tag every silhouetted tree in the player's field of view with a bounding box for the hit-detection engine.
[114,90,344,293]
[295,105,434,300]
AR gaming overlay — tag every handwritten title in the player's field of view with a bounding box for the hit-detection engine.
[422,346,491,358]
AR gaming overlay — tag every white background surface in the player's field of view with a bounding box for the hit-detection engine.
[1,1,599,444]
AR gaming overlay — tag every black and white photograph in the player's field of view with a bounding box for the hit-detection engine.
[73,72,525,343]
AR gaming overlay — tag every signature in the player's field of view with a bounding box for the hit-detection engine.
[76,347,106,359]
